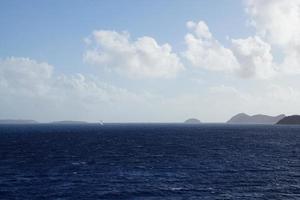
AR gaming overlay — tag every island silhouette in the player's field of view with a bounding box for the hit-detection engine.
[184,118,201,124]
[227,113,285,125]
[277,115,300,125]
[2,114,300,125]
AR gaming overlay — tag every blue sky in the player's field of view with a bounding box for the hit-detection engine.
[0,0,249,72]
[1,0,300,122]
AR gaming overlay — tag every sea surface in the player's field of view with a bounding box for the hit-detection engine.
[0,124,300,199]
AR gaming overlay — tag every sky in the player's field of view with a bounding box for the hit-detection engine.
[1,0,300,122]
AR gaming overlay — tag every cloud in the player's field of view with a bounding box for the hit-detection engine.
[0,57,160,122]
[83,30,184,78]
[0,57,53,96]
[183,21,240,72]
[83,17,298,80]
[183,20,277,79]
[184,2,300,79]
[231,36,276,79]
[246,0,300,46]
[281,48,300,74]
[266,84,300,102]
[245,0,300,74]
[2,57,300,123]
[183,3,300,79]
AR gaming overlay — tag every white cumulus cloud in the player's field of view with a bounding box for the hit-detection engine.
[231,36,276,79]
[183,20,277,79]
[84,30,184,79]
[246,0,300,46]
[245,0,300,74]
[183,20,240,72]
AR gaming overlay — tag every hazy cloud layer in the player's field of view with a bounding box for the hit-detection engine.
[0,57,53,95]
[2,56,300,122]
[0,57,157,122]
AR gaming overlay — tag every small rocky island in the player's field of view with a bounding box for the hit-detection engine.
[277,115,300,125]
[184,118,201,124]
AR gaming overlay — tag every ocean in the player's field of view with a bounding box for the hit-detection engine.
[0,124,300,199]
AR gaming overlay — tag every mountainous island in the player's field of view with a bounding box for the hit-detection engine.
[0,119,38,124]
[227,113,285,125]
[277,115,300,125]
[184,118,201,124]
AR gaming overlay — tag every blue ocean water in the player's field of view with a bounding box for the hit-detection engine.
[0,124,300,199]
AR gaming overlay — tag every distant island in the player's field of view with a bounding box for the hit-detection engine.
[184,118,201,124]
[0,119,38,124]
[277,115,300,125]
[51,121,88,124]
[3,115,300,125]
[227,113,285,125]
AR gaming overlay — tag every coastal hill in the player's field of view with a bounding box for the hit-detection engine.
[184,118,201,124]
[277,115,300,125]
[227,113,285,125]
[0,119,38,124]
